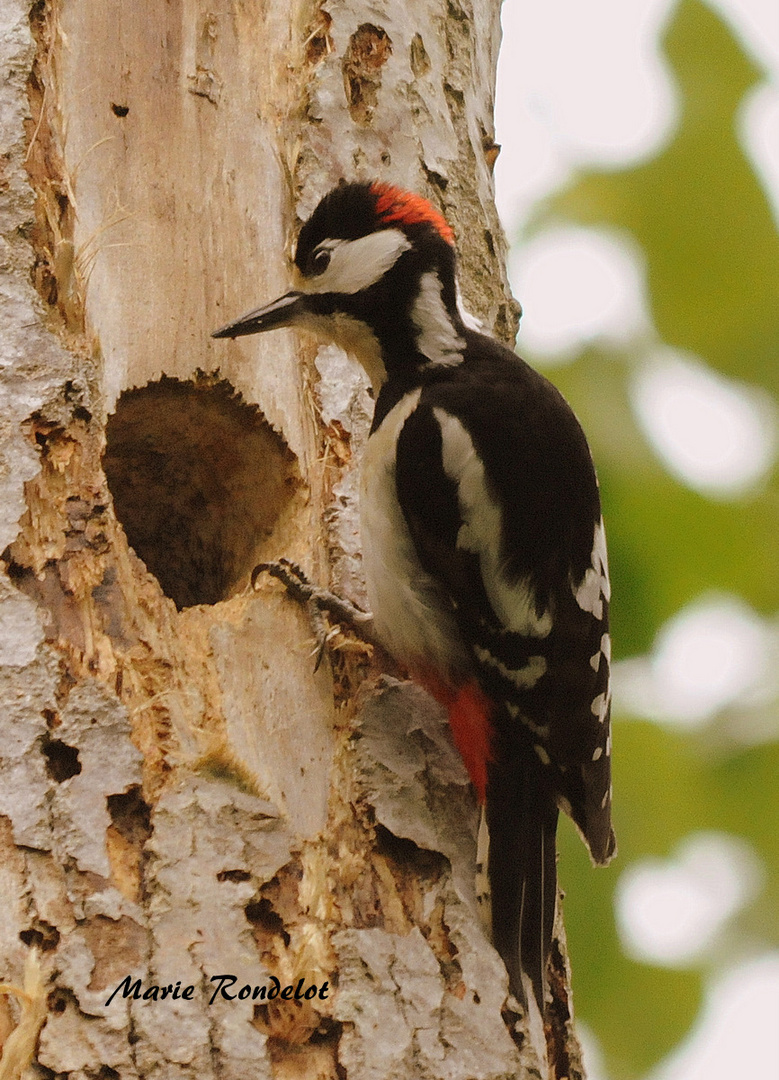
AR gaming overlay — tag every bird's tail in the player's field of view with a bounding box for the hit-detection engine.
[486,741,559,1013]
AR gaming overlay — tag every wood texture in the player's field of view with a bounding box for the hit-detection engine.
[0,0,583,1076]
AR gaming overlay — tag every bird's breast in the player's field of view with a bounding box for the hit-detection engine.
[359,389,469,681]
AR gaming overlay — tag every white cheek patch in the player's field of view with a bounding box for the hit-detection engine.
[304,229,412,295]
[434,408,553,638]
[574,518,611,619]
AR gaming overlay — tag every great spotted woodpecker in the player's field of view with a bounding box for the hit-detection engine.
[213,181,616,1012]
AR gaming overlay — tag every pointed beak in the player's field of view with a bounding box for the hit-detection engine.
[211,291,306,340]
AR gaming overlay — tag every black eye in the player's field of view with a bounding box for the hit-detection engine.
[310,248,331,275]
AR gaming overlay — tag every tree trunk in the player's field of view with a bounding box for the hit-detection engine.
[0,1,585,1077]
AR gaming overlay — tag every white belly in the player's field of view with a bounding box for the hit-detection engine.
[359,390,468,679]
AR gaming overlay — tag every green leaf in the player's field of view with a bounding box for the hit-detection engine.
[542,0,779,391]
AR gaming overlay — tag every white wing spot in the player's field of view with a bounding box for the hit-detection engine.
[592,746,603,762]
[601,789,610,810]
[434,409,553,638]
[534,744,551,766]
[574,518,611,619]
[504,699,549,737]
[473,645,547,689]
[589,631,612,672]
[591,690,611,723]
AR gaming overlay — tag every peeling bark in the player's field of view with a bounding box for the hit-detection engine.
[0,0,585,1077]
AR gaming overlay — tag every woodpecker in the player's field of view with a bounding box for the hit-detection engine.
[213,181,616,1012]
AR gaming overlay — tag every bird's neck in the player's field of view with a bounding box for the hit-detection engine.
[405,270,467,368]
[360,267,466,403]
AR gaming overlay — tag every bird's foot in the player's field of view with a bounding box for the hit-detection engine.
[252,559,377,671]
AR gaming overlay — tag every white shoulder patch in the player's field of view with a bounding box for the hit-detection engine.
[304,229,412,296]
[434,408,553,638]
[413,272,465,366]
[574,518,611,619]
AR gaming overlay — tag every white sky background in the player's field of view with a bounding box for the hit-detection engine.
[493,2,779,1078]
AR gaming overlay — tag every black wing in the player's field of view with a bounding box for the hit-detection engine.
[394,345,615,863]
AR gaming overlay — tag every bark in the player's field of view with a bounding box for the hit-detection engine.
[0,0,585,1077]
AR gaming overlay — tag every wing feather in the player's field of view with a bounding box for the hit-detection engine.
[394,388,614,862]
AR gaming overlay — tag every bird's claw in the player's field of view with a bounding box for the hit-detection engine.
[252,559,377,669]
[252,558,312,598]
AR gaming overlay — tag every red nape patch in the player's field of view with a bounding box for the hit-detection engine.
[371,182,455,246]
[417,671,494,803]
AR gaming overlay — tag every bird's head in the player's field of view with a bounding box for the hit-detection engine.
[212,181,467,391]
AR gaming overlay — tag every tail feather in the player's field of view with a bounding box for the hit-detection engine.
[486,743,559,1012]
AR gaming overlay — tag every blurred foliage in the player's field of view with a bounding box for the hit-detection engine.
[551,0,779,389]
[514,0,779,1075]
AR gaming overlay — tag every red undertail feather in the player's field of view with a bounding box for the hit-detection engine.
[371,183,456,247]
[416,671,494,803]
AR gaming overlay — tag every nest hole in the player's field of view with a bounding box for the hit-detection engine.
[103,375,300,609]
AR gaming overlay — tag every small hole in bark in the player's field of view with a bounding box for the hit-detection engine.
[310,1016,343,1044]
[41,737,81,782]
[422,166,448,193]
[218,869,251,883]
[409,34,431,78]
[20,921,60,951]
[245,897,290,946]
[342,24,393,123]
[42,708,60,729]
[375,824,443,873]
[103,374,301,609]
[47,988,69,1013]
[107,785,152,844]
